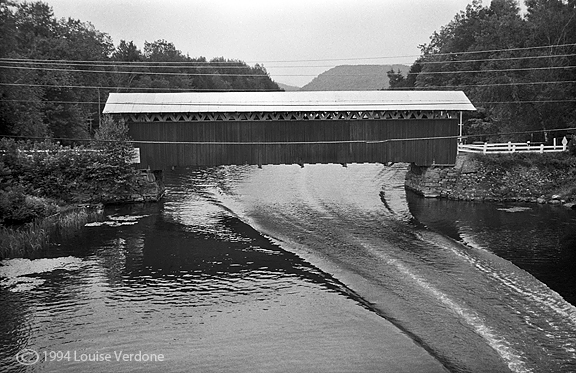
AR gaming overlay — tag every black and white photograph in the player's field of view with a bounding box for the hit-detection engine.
[1,1,575,372]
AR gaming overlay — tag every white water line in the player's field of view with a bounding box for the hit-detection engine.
[426,230,576,329]
[359,242,533,373]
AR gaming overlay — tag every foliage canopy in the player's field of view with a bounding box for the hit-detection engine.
[0,1,281,140]
[388,0,576,143]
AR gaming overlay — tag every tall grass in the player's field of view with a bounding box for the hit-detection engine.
[0,204,103,259]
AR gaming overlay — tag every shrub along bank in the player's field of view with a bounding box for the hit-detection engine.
[0,117,161,258]
[1,140,133,219]
[405,152,576,207]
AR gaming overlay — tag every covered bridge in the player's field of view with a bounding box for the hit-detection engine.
[103,91,475,168]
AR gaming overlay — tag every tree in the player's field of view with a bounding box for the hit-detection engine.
[0,1,114,139]
[391,0,575,142]
[386,69,406,90]
[144,39,186,62]
[0,1,281,140]
[113,40,142,62]
[523,0,576,140]
[0,0,18,58]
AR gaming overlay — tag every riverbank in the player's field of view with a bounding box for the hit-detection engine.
[0,169,164,259]
[405,153,576,207]
[0,204,103,259]
[1,133,166,258]
[0,170,165,259]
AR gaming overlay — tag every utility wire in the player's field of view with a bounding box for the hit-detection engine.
[1,63,574,77]
[0,59,274,69]
[2,42,575,65]
[1,98,573,105]
[393,80,576,89]
[410,65,576,75]
[413,42,576,59]
[0,65,274,77]
[3,80,576,92]
[0,82,272,90]
[2,99,480,106]
[3,127,576,146]
[417,53,576,65]
[478,99,575,104]
[2,52,575,69]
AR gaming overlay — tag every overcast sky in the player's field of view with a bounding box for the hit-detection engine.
[45,0,479,87]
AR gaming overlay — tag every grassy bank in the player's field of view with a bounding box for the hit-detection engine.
[0,204,103,260]
[0,117,138,259]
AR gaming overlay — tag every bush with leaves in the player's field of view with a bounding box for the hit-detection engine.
[0,186,58,225]
[1,116,138,225]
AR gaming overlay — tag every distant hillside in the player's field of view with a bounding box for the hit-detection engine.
[277,82,301,91]
[300,64,411,91]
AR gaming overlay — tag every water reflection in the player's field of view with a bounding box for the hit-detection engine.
[1,168,448,373]
[406,190,576,305]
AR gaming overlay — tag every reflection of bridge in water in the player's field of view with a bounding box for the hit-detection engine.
[103,91,475,168]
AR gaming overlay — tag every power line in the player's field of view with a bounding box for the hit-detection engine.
[2,79,576,93]
[0,59,270,69]
[1,42,575,66]
[393,80,576,89]
[417,43,576,58]
[0,83,282,91]
[0,57,266,66]
[418,53,576,65]
[475,99,575,104]
[1,63,575,77]
[3,99,479,106]
[2,52,575,69]
[1,98,574,105]
[3,127,576,146]
[416,65,576,75]
[0,65,274,77]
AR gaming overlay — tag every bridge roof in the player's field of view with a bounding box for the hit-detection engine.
[103,91,476,114]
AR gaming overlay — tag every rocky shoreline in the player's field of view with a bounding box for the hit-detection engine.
[405,153,576,209]
[82,169,165,205]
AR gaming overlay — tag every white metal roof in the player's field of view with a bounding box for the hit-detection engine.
[103,91,476,114]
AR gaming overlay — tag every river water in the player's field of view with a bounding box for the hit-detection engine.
[1,164,575,373]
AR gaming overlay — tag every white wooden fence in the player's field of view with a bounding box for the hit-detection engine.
[458,137,570,154]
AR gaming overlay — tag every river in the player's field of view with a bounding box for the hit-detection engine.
[1,163,575,373]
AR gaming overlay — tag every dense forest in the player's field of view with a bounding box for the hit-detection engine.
[0,0,281,140]
[387,0,576,142]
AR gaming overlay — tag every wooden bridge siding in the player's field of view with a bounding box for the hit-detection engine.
[348,119,457,165]
[128,118,457,168]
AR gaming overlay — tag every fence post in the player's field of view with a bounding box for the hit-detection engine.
[562,136,568,151]
[508,141,512,153]
[540,144,544,153]
[554,138,557,149]
[483,142,488,154]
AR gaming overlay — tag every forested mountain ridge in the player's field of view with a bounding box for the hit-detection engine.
[300,64,410,91]
[276,82,301,91]
[0,1,281,140]
[387,0,576,143]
